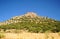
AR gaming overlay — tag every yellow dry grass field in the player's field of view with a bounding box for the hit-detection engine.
[1,32,60,39]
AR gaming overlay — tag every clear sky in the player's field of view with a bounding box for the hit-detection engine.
[0,0,60,22]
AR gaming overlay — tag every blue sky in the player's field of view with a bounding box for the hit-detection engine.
[0,0,60,22]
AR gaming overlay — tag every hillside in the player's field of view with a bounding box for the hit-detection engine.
[0,12,60,33]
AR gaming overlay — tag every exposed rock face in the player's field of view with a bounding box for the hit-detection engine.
[25,12,37,18]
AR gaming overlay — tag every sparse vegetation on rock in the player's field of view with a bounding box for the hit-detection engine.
[0,12,60,33]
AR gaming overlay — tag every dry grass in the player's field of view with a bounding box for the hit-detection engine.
[1,32,60,39]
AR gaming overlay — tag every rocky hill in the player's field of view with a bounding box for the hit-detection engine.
[0,12,60,33]
[0,12,55,25]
